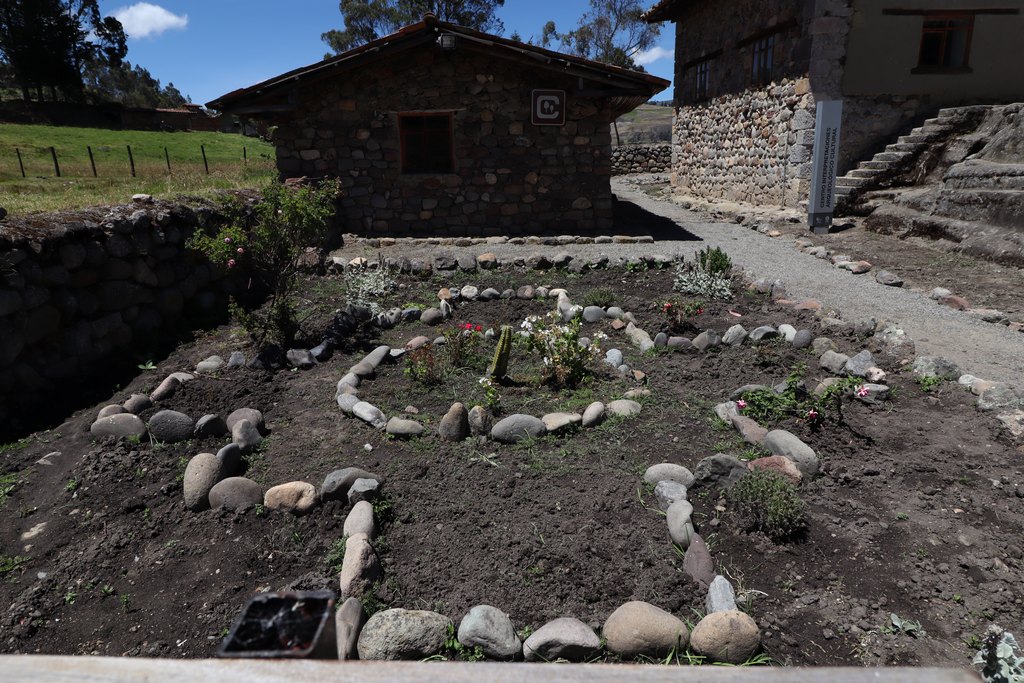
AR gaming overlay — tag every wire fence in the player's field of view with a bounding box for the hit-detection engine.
[2,143,270,180]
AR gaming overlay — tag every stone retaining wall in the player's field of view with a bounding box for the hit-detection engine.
[0,199,233,437]
[611,144,672,175]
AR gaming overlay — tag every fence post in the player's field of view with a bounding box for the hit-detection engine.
[15,148,25,178]
[87,146,97,177]
[201,144,209,174]
[50,146,61,177]
[164,147,171,174]
[243,146,247,166]
[126,145,136,177]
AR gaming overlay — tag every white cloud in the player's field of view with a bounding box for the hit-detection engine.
[633,45,673,66]
[114,3,188,39]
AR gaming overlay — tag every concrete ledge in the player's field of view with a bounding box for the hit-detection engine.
[0,657,980,683]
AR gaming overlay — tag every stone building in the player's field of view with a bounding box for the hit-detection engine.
[208,15,668,235]
[643,0,1024,208]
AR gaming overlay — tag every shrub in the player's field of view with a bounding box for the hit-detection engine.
[343,261,398,315]
[581,288,616,308]
[728,470,806,541]
[520,312,605,388]
[674,247,734,300]
[187,178,341,345]
[404,345,440,385]
[661,298,705,334]
[696,246,732,275]
[974,626,1024,683]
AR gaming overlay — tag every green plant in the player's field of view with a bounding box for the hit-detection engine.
[252,503,267,518]
[404,345,441,385]
[0,554,29,576]
[520,312,606,388]
[186,177,341,346]
[441,623,485,661]
[120,594,131,612]
[487,325,513,381]
[137,360,157,371]
[883,613,923,637]
[738,365,864,430]
[478,376,501,410]
[917,375,945,392]
[695,246,733,275]
[64,479,80,493]
[64,589,78,605]
[727,470,806,541]
[896,512,909,520]
[342,261,399,315]
[325,537,348,574]
[441,325,485,374]
[974,627,1024,683]
[0,472,19,509]
[100,585,115,596]
[358,582,389,617]
[674,247,734,300]
[581,288,616,308]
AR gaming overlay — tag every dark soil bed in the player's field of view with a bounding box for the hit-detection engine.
[1,266,1021,668]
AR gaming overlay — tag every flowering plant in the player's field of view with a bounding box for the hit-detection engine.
[478,376,500,408]
[520,311,605,387]
[662,298,706,334]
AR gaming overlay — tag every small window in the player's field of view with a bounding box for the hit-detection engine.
[751,34,775,86]
[399,113,453,174]
[917,15,973,69]
[693,59,710,102]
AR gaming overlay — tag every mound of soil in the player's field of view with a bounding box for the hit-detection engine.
[1,267,1021,668]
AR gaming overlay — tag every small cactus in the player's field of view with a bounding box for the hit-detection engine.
[487,325,513,380]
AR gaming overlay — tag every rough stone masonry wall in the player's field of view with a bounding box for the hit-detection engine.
[0,200,231,436]
[611,144,672,175]
[671,77,816,207]
[668,0,929,207]
[273,47,616,236]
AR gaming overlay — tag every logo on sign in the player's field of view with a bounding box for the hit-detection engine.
[531,90,565,126]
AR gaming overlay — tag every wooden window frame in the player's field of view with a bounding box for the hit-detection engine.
[693,58,710,102]
[398,112,455,175]
[914,13,974,72]
[751,34,775,87]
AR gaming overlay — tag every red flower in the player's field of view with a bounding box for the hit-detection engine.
[475,325,483,332]
[464,323,472,330]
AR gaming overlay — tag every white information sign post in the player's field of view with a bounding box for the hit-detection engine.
[808,100,843,234]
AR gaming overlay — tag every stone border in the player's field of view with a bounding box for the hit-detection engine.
[87,257,1023,663]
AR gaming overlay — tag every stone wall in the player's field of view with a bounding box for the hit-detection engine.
[611,145,672,175]
[273,45,617,236]
[670,77,815,207]
[0,199,232,437]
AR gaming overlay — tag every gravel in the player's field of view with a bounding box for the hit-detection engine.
[330,179,1024,380]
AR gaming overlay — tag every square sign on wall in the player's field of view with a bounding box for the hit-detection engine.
[531,90,566,126]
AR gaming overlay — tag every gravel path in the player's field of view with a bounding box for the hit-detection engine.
[337,178,1024,380]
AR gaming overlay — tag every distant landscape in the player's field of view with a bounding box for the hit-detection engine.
[613,103,672,146]
[0,125,274,214]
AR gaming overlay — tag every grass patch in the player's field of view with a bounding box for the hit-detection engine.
[0,472,19,509]
[0,123,274,214]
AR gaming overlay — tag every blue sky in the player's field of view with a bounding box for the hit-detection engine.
[95,1,675,107]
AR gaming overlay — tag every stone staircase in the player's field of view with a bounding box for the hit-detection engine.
[835,105,989,208]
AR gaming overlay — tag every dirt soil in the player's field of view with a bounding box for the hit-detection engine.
[1,267,1022,668]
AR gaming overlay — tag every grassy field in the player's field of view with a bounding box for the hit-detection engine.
[613,103,673,145]
[0,124,275,215]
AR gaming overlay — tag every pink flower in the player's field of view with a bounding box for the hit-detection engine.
[806,408,819,420]
[224,237,232,243]
[736,399,747,409]
[856,385,870,398]
[475,325,483,332]
[464,323,472,330]
[236,247,245,254]
[227,259,236,268]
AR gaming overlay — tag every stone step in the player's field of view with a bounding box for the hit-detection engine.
[847,168,882,179]
[875,151,910,162]
[836,176,871,188]
[887,142,923,152]
[859,160,898,170]
[923,117,943,126]
[938,105,991,118]
[835,185,856,196]
[898,133,937,144]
